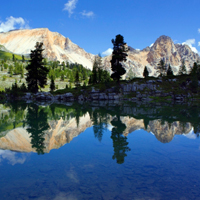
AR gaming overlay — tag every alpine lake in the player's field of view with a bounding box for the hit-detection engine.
[0,101,200,200]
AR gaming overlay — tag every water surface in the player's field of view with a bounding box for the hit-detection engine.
[0,102,199,200]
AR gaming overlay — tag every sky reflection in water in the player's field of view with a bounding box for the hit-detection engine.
[0,102,199,200]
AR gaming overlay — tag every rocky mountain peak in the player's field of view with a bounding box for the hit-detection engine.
[147,35,178,66]
[0,28,95,70]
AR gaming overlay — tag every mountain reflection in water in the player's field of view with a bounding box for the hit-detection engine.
[0,102,198,160]
[0,101,200,200]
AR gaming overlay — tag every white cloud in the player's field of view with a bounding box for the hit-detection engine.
[102,48,113,56]
[0,16,29,32]
[198,41,200,46]
[182,39,198,54]
[0,150,26,165]
[198,28,200,33]
[183,128,197,139]
[63,0,78,17]
[80,10,94,18]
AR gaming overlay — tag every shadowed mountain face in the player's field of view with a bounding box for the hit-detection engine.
[0,29,199,76]
[0,102,197,154]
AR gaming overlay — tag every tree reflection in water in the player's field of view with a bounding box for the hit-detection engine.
[111,116,131,164]
[26,104,49,154]
[90,109,109,142]
[1,101,200,160]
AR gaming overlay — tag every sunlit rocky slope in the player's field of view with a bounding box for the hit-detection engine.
[0,28,95,70]
[0,28,199,76]
[103,35,200,77]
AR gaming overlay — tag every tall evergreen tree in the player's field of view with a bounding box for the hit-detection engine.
[22,55,25,62]
[50,76,55,91]
[167,64,173,76]
[190,62,200,79]
[157,59,166,76]
[178,60,187,75]
[26,42,49,93]
[143,66,149,78]
[110,34,128,82]
[12,54,16,62]
[189,62,200,92]
[75,70,80,87]
[92,58,98,84]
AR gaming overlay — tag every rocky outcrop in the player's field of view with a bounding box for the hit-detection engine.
[16,77,194,104]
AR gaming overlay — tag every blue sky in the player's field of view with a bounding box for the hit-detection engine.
[0,0,200,56]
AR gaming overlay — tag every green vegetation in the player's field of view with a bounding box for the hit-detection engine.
[26,42,49,93]
[0,37,200,102]
[0,50,26,61]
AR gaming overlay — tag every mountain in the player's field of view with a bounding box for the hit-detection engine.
[0,28,199,76]
[0,113,93,153]
[103,35,200,77]
[0,114,193,153]
[0,28,95,70]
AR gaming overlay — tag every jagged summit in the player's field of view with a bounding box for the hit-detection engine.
[103,35,200,77]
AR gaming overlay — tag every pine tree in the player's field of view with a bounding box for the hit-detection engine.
[12,54,16,62]
[157,59,166,76]
[75,70,80,87]
[50,76,55,91]
[22,55,25,62]
[92,57,98,84]
[110,34,128,82]
[167,64,173,76]
[143,66,149,78]
[189,62,200,92]
[178,60,187,75]
[190,62,200,77]
[26,42,49,93]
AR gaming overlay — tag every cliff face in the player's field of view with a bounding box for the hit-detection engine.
[0,28,95,70]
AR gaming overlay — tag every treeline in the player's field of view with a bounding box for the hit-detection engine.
[142,58,200,78]
[0,52,111,88]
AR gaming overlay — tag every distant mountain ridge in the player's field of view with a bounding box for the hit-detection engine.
[0,28,95,70]
[0,28,199,76]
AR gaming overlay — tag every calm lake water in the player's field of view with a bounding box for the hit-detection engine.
[0,101,200,200]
